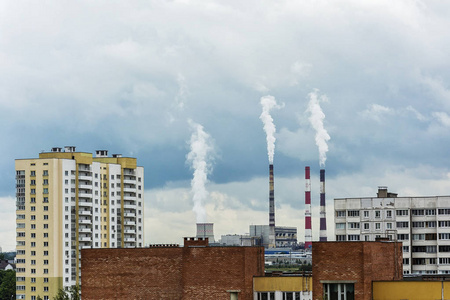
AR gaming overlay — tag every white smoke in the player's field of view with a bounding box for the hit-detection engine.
[260,95,282,164]
[186,119,214,223]
[307,89,330,167]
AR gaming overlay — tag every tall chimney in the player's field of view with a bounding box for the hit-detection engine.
[305,167,312,249]
[196,223,215,243]
[319,169,327,241]
[269,164,275,248]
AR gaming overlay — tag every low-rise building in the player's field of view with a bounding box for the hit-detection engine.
[81,237,265,300]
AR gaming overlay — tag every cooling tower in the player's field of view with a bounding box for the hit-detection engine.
[269,164,275,248]
[196,223,215,243]
[319,169,327,241]
[305,166,312,249]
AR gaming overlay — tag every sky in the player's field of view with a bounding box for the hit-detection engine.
[1,0,450,251]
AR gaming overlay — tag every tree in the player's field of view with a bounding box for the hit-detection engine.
[37,296,43,300]
[0,269,16,300]
[53,285,80,300]
[69,285,80,300]
[53,288,69,300]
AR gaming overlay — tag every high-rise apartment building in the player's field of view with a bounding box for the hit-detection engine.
[15,147,144,300]
[334,186,450,275]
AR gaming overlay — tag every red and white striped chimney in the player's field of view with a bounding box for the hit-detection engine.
[305,166,312,249]
[319,169,327,241]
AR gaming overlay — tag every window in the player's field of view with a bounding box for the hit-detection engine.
[398,234,409,240]
[44,224,48,229]
[439,221,450,227]
[426,209,436,215]
[44,251,48,256]
[396,209,408,216]
[412,209,425,216]
[413,222,425,228]
[439,209,450,215]
[386,210,392,218]
[403,246,409,252]
[440,233,450,240]
[30,180,36,185]
[43,197,49,203]
[31,287,36,292]
[30,189,36,194]
[375,211,381,218]
[43,170,48,176]
[31,171,36,176]
[413,234,425,240]
[31,260,36,265]
[44,233,48,238]
[363,211,369,218]
[31,251,36,256]
[348,235,360,241]
[403,258,410,265]
[31,242,36,247]
[44,269,48,274]
[44,242,48,247]
[30,233,35,238]
[43,179,48,185]
[375,223,381,230]
[396,222,409,228]
[323,283,354,300]
[386,223,392,229]
[44,206,48,211]
[31,206,36,211]
[363,223,369,230]
[426,221,436,228]
[65,171,69,176]
[349,223,360,229]
[31,197,36,203]
[31,269,36,274]
[44,215,48,220]
[44,287,49,292]
[347,210,359,217]
[44,260,49,265]
[44,278,48,283]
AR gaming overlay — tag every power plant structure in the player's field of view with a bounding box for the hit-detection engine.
[304,167,312,249]
[268,164,276,248]
[196,223,215,243]
[319,169,327,241]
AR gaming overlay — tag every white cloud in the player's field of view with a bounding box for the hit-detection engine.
[432,112,450,127]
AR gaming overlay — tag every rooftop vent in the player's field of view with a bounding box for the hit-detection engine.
[51,147,62,153]
[64,146,76,152]
[112,154,122,158]
[95,150,108,157]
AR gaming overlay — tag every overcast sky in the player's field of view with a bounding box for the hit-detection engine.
[1,0,450,251]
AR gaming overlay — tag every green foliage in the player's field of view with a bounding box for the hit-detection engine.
[53,285,80,300]
[0,269,16,300]
[37,296,43,300]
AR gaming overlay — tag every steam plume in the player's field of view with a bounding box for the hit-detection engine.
[307,89,330,167]
[186,119,214,223]
[260,95,281,164]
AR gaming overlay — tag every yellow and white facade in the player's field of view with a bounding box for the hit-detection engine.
[15,147,144,300]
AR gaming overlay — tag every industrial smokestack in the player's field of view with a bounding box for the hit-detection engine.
[319,169,327,241]
[269,164,275,248]
[305,166,312,249]
[196,223,215,243]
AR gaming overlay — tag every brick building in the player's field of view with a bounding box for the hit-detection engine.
[81,237,264,299]
[312,241,403,300]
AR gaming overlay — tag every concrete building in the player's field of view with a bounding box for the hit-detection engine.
[312,241,403,300]
[334,186,450,275]
[80,237,264,300]
[15,147,144,300]
[250,225,297,249]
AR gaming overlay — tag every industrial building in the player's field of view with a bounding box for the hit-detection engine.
[249,225,297,248]
[334,186,450,275]
[81,237,264,300]
[15,147,144,300]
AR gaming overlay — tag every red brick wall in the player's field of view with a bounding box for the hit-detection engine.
[312,241,402,300]
[81,245,264,300]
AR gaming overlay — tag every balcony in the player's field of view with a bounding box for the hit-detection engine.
[78,175,92,181]
[79,219,92,224]
[123,179,135,184]
[124,221,136,225]
[78,200,93,207]
[124,237,136,242]
[79,210,92,216]
[124,229,136,234]
[124,204,136,210]
[124,212,135,217]
[79,227,91,233]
